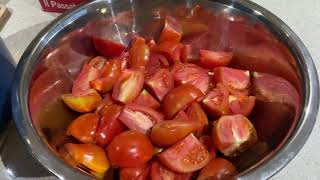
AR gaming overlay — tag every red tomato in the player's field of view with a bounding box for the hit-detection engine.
[199,135,216,160]
[120,164,150,180]
[171,63,209,94]
[93,37,126,58]
[147,39,157,51]
[133,89,160,109]
[171,43,185,63]
[159,133,211,173]
[214,67,250,95]
[145,53,170,80]
[150,161,193,180]
[95,94,114,115]
[107,130,154,167]
[150,120,199,147]
[186,102,208,135]
[146,68,174,101]
[155,41,179,61]
[67,113,99,144]
[173,110,189,122]
[88,56,107,70]
[112,69,144,103]
[202,84,230,117]
[72,63,100,95]
[212,114,257,157]
[197,158,237,180]
[199,49,233,68]
[129,36,150,68]
[158,16,182,44]
[118,104,164,133]
[229,95,256,116]
[95,104,126,147]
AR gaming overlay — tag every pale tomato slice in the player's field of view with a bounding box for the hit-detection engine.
[129,36,150,68]
[133,89,160,109]
[229,95,256,116]
[197,158,237,180]
[199,49,233,68]
[212,114,258,157]
[186,102,208,136]
[202,84,230,117]
[72,63,100,95]
[159,133,211,173]
[158,16,182,44]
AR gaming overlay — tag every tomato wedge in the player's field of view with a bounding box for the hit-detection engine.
[146,68,174,101]
[163,84,204,119]
[229,95,256,116]
[150,120,199,147]
[158,16,182,44]
[120,164,150,180]
[133,89,160,109]
[173,110,189,122]
[155,41,180,62]
[159,133,211,173]
[199,49,233,68]
[212,114,258,157]
[107,130,154,167]
[202,84,230,117]
[93,37,126,58]
[197,158,237,180]
[186,103,208,135]
[112,69,144,103]
[129,36,150,68]
[72,63,100,95]
[199,135,216,160]
[145,53,170,80]
[67,113,99,144]
[150,161,193,180]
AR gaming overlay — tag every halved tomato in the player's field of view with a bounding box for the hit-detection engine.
[212,114,257,157]
[159,133,211,173]
[186,102,208,135]
[146,68,174,101]
[197,158,237,180]
[171,63,209,94]
[107,130,154,167]
[120,164,150,180]
[199,49,233,68]
[133,89,160,109]
[202,84,230,117]
[150,120,198,147]
[158,16,182,44]
[129,36,150,68]
[112,69,144,103]
[118,104,164,133]
[163,84,204,119]
[95,104,126,147]
[214,67,250,95]
[229,95,256,116]
[150,161,193,180]
[145,53,169,80]
[67,113,99,144]
[72,63,100,95]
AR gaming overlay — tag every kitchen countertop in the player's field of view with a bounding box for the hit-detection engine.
[0,0,319,179]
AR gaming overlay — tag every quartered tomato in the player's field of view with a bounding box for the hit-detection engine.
[199,50,233,68]
[145,53,170,80]
[72,63,100,95]
[107,130,154,167]
[150,161,193,180]
[120,164,150,180]
[186,103,208,135]
[67,113,99,144]
[163,84,204,119]
[158,16,182,44]
[133,89,160,109]
[202,84,230,117]
[129,36,150,68]
[212,114,258,157]
[146,68,174,101]
[112,69,144,103]
[118,104,164,133]
[197,158,237,180]
[95,104,126,147]
[150,120,199,147]
[159,133,211,173]
[214,67,250,95]
[229,95,256,116]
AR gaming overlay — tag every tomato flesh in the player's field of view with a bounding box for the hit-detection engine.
[129,36,150,68]
[145,53,169,80]
[197,158,237,180]
[120,164,150,180]
[158,16,182,44]
[133,89,160,109]
[202,84,230,117]
[199,50,233,68]
[146,68,174,101]
[72,63,100,95]
[229,95,256,116]
[150,161,193,180]
[186,103,208,136]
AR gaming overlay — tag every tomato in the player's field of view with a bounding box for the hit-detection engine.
[159,133,211,173]
[133,89,160,109]
[171,43,185,63]
[214,67,250,95]
[146,68,174,101]
[181,21,208,37]
[199,135,216,159]
[64,143,110,176]
[147,39,157,51]
[67,113,99,144]
[202,84,230,117]
[155,41,179,61]
[212,114,257,157]
[186,103,208,135]
[95,94,114,115]
[163,84,204,119]
[173,110,189,122]
[112,69,144,103]
[93,37,126,58]
[145,53,170,80]
[199,50,233,68]
[107,130,154,167]
[62,89,102,113]
[72,63,100,95]
[95,104,126,147]
[158,16,182,44]
[197,158,237,180]
[119,104,164,133]
[88,56,107,70]
[150,161,193,180]
[120,164,150,180]
[229,95,256,116]
[150,120,199,147]
[129,36,150,68]
[171,63,209,94]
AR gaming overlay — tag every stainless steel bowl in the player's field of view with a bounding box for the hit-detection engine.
[11,0,319,179]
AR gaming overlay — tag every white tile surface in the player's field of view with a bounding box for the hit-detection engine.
[1,0,320,179]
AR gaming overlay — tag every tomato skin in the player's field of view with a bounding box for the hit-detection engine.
[129,36,150,68]
[72,63,100,95]
[199,50,233,68]
[120,164,150,180]
[197,158,237,180]
[158,16,182,44]
[133,89,160,109]
[212,114,258,157]
[95,104,126,147]
[146,68,174,101]
[229,95,256,116]
[163,84,204,119]
[202,84,230,117]
[186,103,208,136]
[93,37,126,58]
[107,130,154,167]
[150,120,198,147]
[67,113,99,144]
[112,69,144,103]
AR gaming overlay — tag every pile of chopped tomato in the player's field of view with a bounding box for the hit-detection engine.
[36,5,300,180]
